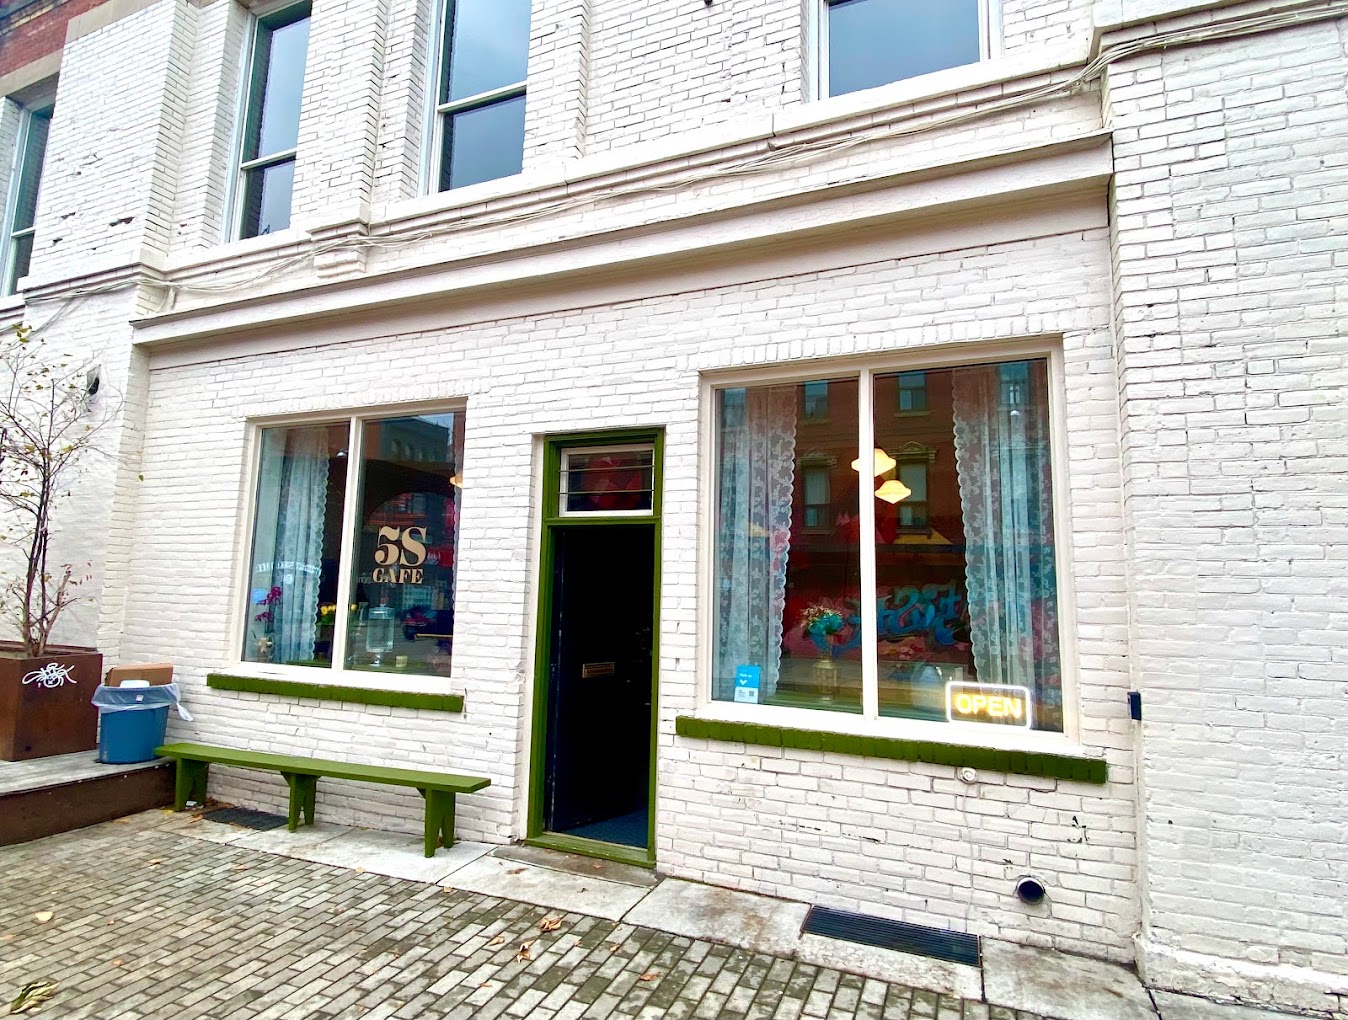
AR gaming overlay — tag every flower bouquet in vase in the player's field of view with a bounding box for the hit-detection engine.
[800,604,846,700]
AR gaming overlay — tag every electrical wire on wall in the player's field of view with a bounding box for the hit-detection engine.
[24,0,1348,334]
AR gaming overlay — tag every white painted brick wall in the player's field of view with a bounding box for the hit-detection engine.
[4,0,1343,1010]
[27,0,195,283]
[120,225,1139,960]
[1105,14,1348,1010]
[169,0,248,251]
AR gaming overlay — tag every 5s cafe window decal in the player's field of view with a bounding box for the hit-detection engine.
[242,411,465,678]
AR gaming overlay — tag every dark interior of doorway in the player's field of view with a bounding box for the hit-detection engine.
[543,525,654,850]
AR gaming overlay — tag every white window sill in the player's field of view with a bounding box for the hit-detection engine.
[213,662,457,698]
[684,698,1089,758]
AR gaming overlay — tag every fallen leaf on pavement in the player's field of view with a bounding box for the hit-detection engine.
[111,959,124,967]
[8,979,57,1014]
[146,860,162,867]
[638,972,660,982]
[506,868,526,875]
[32,913,52,924]
[488,934,506,947]
[539,917,561,933]
[229,865,250,872]
[516,940,535,961]
[609,942,622,952]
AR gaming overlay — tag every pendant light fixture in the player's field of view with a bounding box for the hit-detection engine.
[851,447,896,477]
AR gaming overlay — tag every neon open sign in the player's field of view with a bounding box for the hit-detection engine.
[946,682,1033,728]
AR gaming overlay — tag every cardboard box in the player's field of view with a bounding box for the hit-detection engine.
[104,663,174,687]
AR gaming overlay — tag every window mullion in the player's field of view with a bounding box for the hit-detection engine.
[858,368,879,719]
[330,416,363,671]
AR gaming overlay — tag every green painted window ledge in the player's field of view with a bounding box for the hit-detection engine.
[674,716,1107,784]
[207,673,464,713]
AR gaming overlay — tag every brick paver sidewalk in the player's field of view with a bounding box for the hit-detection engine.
[0,816,1046,1020]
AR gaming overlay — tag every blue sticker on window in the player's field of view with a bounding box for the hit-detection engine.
[733,665,761,704]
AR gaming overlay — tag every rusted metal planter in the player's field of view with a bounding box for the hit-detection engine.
[0,646,102,761]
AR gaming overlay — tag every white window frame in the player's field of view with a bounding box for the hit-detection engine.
[1,99,54,297]
[558,443,656,518]
[228,400,467,691]
[225,0,310,242]
[812,0,1002,102]
[696,340,1082,753]
[422,0,528,194]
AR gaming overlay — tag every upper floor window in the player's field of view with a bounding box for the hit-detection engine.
[236,3,310,239]
[432,0,531,191]
[3,102,52,295]
[820,0,988,99]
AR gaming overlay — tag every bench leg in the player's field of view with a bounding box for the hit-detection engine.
[281,774,319,831]
[421,790,458,858]
[174,760,208,811]
[301,775,317,826]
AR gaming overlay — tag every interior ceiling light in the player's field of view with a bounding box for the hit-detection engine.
[449,472,463,488]
[875,479,912,504]
[851,448,896,477]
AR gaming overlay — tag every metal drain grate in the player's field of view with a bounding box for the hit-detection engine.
[801,906,981,967]
[201,807,289,831]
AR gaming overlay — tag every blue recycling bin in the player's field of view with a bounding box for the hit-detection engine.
[92,684,182,764]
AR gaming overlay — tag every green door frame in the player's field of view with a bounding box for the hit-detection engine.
[526,428,663,868]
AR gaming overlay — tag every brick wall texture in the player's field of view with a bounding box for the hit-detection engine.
[1,0,1344,1014]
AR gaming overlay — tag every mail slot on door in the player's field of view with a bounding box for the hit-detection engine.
[581,662,616,678]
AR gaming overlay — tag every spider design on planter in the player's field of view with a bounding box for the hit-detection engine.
[21,662,77,688]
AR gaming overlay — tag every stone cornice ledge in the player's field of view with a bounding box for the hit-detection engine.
[133,130,1111,350]
[1092,0,1347,45]
[143,45,1093,315]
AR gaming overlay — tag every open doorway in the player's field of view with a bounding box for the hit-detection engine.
[529,434,661,865]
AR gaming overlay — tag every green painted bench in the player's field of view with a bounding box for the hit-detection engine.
[155,742,490,857]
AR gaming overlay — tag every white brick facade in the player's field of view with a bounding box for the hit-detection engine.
[1,0,1344,1014]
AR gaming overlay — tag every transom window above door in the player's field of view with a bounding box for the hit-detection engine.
[558,445,655,516]
[240,410,465,679]
[432,0,532,191]
[820,0,991,99]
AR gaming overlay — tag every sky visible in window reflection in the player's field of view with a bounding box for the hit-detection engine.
[446,0,531,102]
[828,0,980,97]
[256,16,310,157]
[444,95,526,190]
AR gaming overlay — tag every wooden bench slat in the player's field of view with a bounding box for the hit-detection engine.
[155,742,489,793]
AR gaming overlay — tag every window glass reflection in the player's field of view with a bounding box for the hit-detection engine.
[441,94,526,190]
[445,0,531,102]
[827,0,981,97]
[713,379,863,714]
[243,424,349,666]
[872,360,1062,732]
[346,414,465,677]
[241,160,295,237]
[254,15,310,158]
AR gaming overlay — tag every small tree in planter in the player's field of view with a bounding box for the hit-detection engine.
[0,322,111,760]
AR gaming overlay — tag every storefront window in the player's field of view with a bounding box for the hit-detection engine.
[241,410,465,678]
[713,379,862,714]
[712,358,1064,733]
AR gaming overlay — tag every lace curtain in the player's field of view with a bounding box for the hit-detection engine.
[951,362,1062,729]
[714,387,798,700]
[249,427,330,665]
